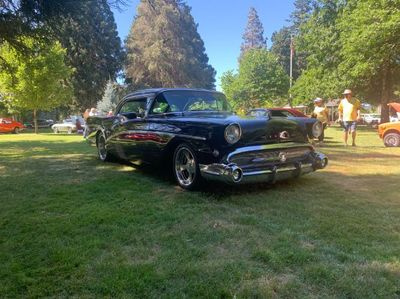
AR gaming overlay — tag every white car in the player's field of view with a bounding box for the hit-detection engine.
[362,113,381,127]
[52,119,77,134]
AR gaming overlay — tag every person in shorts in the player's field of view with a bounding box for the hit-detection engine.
[338,89,361,146]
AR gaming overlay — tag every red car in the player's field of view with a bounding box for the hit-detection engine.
[267,107,308,117]
[0,118,25,134]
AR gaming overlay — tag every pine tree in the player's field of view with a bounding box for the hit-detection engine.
[125,0,215,89]
[290,0,315,34]
[54,0,124,110]
[97,81,119,113]
[240,7,266,58]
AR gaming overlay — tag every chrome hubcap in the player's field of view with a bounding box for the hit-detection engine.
[98,136,107,160]
[175,147,196,187]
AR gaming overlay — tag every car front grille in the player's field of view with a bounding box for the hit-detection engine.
[227,146,312,171]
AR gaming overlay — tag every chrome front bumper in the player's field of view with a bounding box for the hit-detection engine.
[199,151,328,184]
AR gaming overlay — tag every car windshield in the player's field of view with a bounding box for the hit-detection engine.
[151,90,232,114]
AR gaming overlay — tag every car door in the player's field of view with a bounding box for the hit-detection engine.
[109,96,151,160]
[0,119,13,133]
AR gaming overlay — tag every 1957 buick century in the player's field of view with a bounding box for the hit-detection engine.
[86,88,328,190]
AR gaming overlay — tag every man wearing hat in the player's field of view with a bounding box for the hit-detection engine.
[338,89,361,146]
[312,97,329,144]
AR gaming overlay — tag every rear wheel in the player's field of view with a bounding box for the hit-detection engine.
[173,143,201,190]
[53,127,59,134]
[383,133,400,147]
[67,127,72,134]
[97,134,111,162]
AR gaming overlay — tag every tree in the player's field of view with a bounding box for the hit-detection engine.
[0,0,125,111]
[240,7,266,59]
[337,0,400,122]
[290,0,346,104]
[221,49,289,110]
[0,39,73,133]
[270,0,315,82]
[291,0,400,120]
[271,27,294,78]
[97,81,119,113]
[54,0,124,110]
[125,0,215,89]
[289,0,315,34]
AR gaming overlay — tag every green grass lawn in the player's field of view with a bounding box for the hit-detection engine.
[1,127,399,298]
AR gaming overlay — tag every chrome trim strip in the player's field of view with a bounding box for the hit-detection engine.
[226,143,313,162]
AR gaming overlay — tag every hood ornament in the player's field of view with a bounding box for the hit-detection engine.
[279,131,290,139]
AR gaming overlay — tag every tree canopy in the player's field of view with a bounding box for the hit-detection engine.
[289,0,400,121]
[221,49,289,111]
[55,0,125,110]
[0,38,73,132]
[0,0,125,112]
[125,0,215,89]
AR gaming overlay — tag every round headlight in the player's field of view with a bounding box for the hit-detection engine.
[312,121,323,138]
[224,123,242,144]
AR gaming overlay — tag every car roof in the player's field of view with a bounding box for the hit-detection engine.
[123,88,223,99]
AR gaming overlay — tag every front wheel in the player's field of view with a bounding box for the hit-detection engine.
[13,127,20,134]
[67,127,72,134]
[53,128,59,134]
[383,133,400,147]
[173,143,201,190]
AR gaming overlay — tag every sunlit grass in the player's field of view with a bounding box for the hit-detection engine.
[0,127,399,298]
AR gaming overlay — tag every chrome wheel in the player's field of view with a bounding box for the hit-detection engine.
[67,127,72,134]
[53,128,59,134]
[174,146,197,188]
[97,135,107,161]
[13,127,19,134]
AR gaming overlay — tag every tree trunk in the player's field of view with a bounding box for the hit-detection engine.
[380,66,391,124]
[33,109,38,134]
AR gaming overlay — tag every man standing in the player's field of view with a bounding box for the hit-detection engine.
[313,97,329,144]
[338,89,361,146]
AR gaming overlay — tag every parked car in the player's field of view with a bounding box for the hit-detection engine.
[247,108,324,140]
[86,88,328,190]
[0,118,25,134]
[52,116,85,134]
[378,103,400,147]
[52,119,77,134]
[267,108,308,117]
[361,113,381,127]
[24,119,54,129]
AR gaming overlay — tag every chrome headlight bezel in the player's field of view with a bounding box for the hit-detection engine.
[312,121,323,138]
[224,123,242,144]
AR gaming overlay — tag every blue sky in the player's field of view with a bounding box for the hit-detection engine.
[112,0,294,90]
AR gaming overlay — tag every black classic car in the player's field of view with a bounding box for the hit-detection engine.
[86,89,328,190]
[247,108,324,141]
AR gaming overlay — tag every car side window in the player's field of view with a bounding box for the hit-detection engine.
[270,110,290,117]
[119,98,148,118]
[149,94,179,114]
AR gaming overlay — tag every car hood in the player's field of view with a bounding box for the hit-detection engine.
[167,111,307,146]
